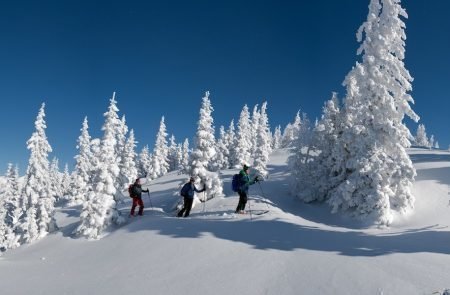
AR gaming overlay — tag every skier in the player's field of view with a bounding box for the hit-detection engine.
[129,178,149,216]
[177,176,206,218]
[235,164,259,214]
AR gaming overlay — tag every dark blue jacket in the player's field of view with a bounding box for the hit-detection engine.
[180,182,205,199]
[238,170,257,194]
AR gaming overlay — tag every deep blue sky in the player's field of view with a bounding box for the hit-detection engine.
[0,0,449,173]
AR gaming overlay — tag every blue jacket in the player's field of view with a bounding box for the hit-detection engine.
[180,182,205,199]
[238,170,257,194]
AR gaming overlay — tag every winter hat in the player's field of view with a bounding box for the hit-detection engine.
[243,164,249,170]
[190,176,196,182]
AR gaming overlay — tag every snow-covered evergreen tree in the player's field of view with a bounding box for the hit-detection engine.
[151,116,170,179]
[282,111,301,148]
[180,139,190,175]
[272,125,282,149]
[76,94,124,239]
[225,120,237,168]
[250,104,260,158]
[120,129,138,186]
[215,126,229,170]
[19,103,56,243]
[69,117,93,206]
[429,135,435,150]
[435,141,439,149]
[138,145,152,178]
[61,163,71,198]
[0,164,21,251]
[235,105,252,167]
[253,102,272,178]
[167,135,179,172]
[326,0,420,225]
[49,157,62,201]
[189,91,223,200]
[415,124,429,147]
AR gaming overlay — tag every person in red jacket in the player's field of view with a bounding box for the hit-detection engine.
[129,178,149,216]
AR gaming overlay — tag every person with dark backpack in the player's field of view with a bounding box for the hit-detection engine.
[128,178,149,217]
[177,176,206,218]
[235,164,259,214]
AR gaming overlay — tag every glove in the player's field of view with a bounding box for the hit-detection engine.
[255,176,260,182]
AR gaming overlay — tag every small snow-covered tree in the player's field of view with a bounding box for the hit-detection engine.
[415,124,429,147]
[19,103,56,243]
[250,104,260,157]
[0,164,21,251]
[189,91,223,200]
[326,0,419,225]
[429,135,435,150]
[167,135,179,172]
[69,117,93,206]
[151,116,170,179]
[180,139,190,175]
[76,94,124,239]
[272,125,282,149]
[225,120,237,168]
[215,126,229,170]
[235,105,252,167]
[253,102,272,178]
[282,111,301,148]
[61,163,71,198]
[435,141,439,149]
[49,157,62,201]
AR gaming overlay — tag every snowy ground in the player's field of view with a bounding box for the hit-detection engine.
[1,148,450,294]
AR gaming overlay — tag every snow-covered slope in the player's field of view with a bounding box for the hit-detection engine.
[1,148,450,294]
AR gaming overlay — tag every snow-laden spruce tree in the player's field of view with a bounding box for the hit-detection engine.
[429,135,435,150]
[189,91,223,200]
[61,163,71,198]
[19,103,56,243]
[327,0,420,225]
[138,145,152,178]
[0,164,21,252]
[215,126,230,170]
[167,135,179,172]
[225,120,237,168]
[250,104,260,158]
[115,114,130,190]
[435,141,439,149]
[120,129,138,186]
[235,105,252,167]
[291,93,343,202]
[253,102,272,178]
[69,117,93,206]
[76,94,124,239]
[281,111,301,148]
[175,143,183,171]
[272,125,282,149]
[49,157,62,201]
[150,116,170,179]
[414,124,429,147]
[180,138,190,175]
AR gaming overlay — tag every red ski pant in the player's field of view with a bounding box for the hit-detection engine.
[130,197,144,216]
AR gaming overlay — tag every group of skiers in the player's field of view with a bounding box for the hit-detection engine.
[127,164,260,218]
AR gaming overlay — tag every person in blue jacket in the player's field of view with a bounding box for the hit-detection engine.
[177,176,206,217]
[235,164,259,214]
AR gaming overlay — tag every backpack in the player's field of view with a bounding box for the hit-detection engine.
[180,183,189,197]
[231,174,241,192]
[128,184,135,198]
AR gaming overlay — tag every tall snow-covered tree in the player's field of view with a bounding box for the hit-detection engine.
[235,105,252,167]
[151,116,170,179]
[76,94,124,239]
[215,126,230,170]
[414,124,429,147]
[253,102,272,178]
[189,91,223,200]
[19,103,56,243]
[225,120,237,168]
[326,0,420,225]
[49,157,62,201]
[282,111,302,148]
[69,117,93,206]
[61,163,71,198]
[116,115,130,189]
[167,135,179,172]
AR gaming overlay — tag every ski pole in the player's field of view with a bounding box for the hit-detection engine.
[248,197,252,221]
[149,193,153,209]
[202,191,206,213]
[257,181,270,211]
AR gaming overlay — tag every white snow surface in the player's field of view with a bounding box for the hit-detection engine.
[1,148,450,294]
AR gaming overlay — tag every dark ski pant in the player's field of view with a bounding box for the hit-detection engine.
[178,197,194,217]
[130,197,144,216]
[235,191,248,213]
